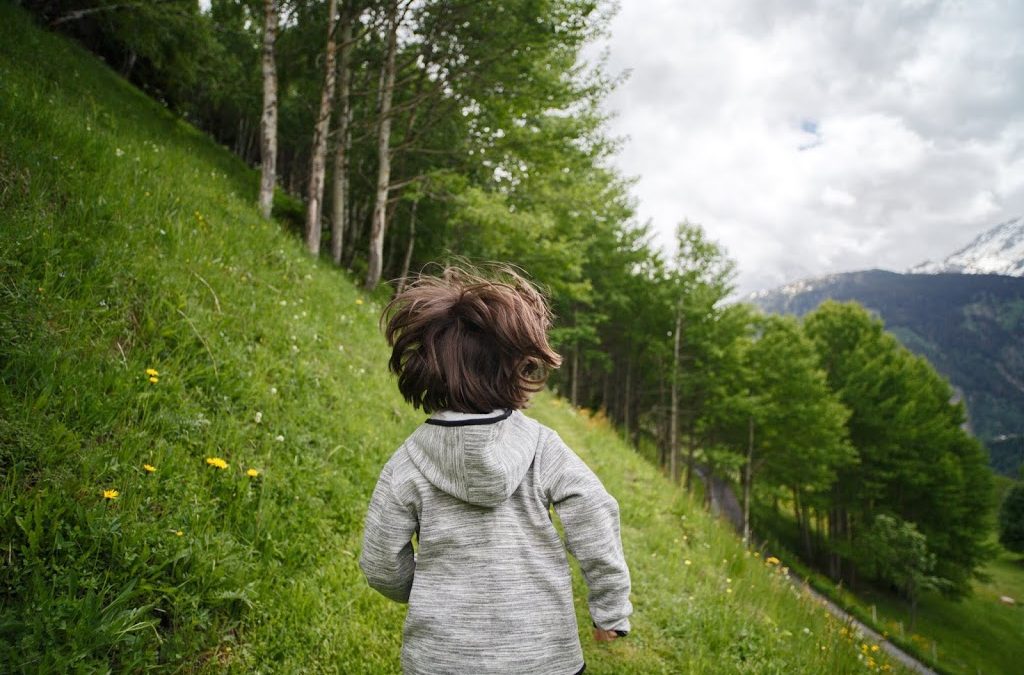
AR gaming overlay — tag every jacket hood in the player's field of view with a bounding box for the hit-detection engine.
[404,410,535,507]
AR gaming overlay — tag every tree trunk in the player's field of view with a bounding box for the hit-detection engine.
[743,415,753,545]
[623,351,631,441]
[684,431,697,492]
[258,0,278,220]
[365,1,399,289]
[571,344,579,407]
[669,309,682,484]
[802,506,813,559]
[396,201,417,294]
[330,12,354,265]
[304,0,339,256]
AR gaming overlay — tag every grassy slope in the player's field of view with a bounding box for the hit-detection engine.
[756,494,1024,675]
[0,6,905,673]
[857,551,1024,675]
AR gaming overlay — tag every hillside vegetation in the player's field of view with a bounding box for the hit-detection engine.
[0,6,904,672]
[751,269,1024,475]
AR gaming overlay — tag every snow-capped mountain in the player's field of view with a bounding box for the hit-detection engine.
[910,216,1024,276]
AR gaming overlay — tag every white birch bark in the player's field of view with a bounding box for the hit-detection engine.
[258,0,278,220]
[330,12,354,265]
[364,1,399,289]
[304,0,340,256]
[396,201,417,294]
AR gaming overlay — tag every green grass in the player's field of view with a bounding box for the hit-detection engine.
[755,503,1024,675]
[853,550,1024,675]
[0,5,909,672]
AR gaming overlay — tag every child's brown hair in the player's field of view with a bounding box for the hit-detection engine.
[382,265,562,413]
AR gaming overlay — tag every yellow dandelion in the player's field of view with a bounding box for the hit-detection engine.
[206,457,228,469]
[102,489,119,499]
[143,464,156,473]
[355,298,364,305]
[175,530,184,537]
[146,368,159,376]
[149,376,159,384]
[684,559,692,566]
[246,468,260,478]
[766,556,781,565]
[871,645,879,653]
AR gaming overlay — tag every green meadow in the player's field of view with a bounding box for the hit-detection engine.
[0,4,907,672]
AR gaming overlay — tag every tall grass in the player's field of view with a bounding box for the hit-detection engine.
[0,5,907,672]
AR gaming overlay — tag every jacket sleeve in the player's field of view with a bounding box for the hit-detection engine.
[544,434,633,633]
[359,458,418,603]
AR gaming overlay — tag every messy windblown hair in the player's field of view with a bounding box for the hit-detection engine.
[382,265,563,413]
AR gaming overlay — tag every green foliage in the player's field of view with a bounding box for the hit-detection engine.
[856,515,940,607]
[998,483,1024,553]
[803,302,995,598]
[752,269,1024,473]
[742,315,852,493]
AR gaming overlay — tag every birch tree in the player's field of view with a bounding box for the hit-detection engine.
[364,0,401,289]
[329,6,355,265]
[304,0,339,256]
[258,0,278,219]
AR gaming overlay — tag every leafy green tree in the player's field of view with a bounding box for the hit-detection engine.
[738,315,852,550]
[999,483,1024,553]
[804,301,994,596]
[857,514,940,628]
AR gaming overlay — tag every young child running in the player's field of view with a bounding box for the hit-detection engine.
[360,266,632,675]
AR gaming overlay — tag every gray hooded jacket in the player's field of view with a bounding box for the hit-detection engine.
[359,409,632,675]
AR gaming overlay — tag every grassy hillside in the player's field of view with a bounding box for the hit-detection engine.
[0,5,904,672]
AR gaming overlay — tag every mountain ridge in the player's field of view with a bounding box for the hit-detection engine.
[910,216,1024,277]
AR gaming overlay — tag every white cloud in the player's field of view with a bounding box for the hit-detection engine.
[588,0,1024,293]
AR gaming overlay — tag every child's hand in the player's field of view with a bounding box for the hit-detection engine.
[593,628,620,643]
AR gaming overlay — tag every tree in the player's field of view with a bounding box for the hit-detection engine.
[329,4,355,264]
[259,0,279,219]
[304,0,339,255]
[804,301,994,595]
[856,514,940,629]
[999,483,1024,553]
[741,315,852,554]
[663,222,734,485]
[363,0,398,287]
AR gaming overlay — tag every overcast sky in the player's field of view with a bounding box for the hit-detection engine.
[587,0,1024,294]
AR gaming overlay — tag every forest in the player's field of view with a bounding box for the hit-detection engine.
[18,0,1003,646]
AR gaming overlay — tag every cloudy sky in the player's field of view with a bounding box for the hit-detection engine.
[587,0,1024,294]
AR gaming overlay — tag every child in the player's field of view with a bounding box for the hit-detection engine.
[360,266,632,675]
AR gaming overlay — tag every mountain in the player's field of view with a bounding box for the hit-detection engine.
[910,216,1024,276]
[750,270,1024,476]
